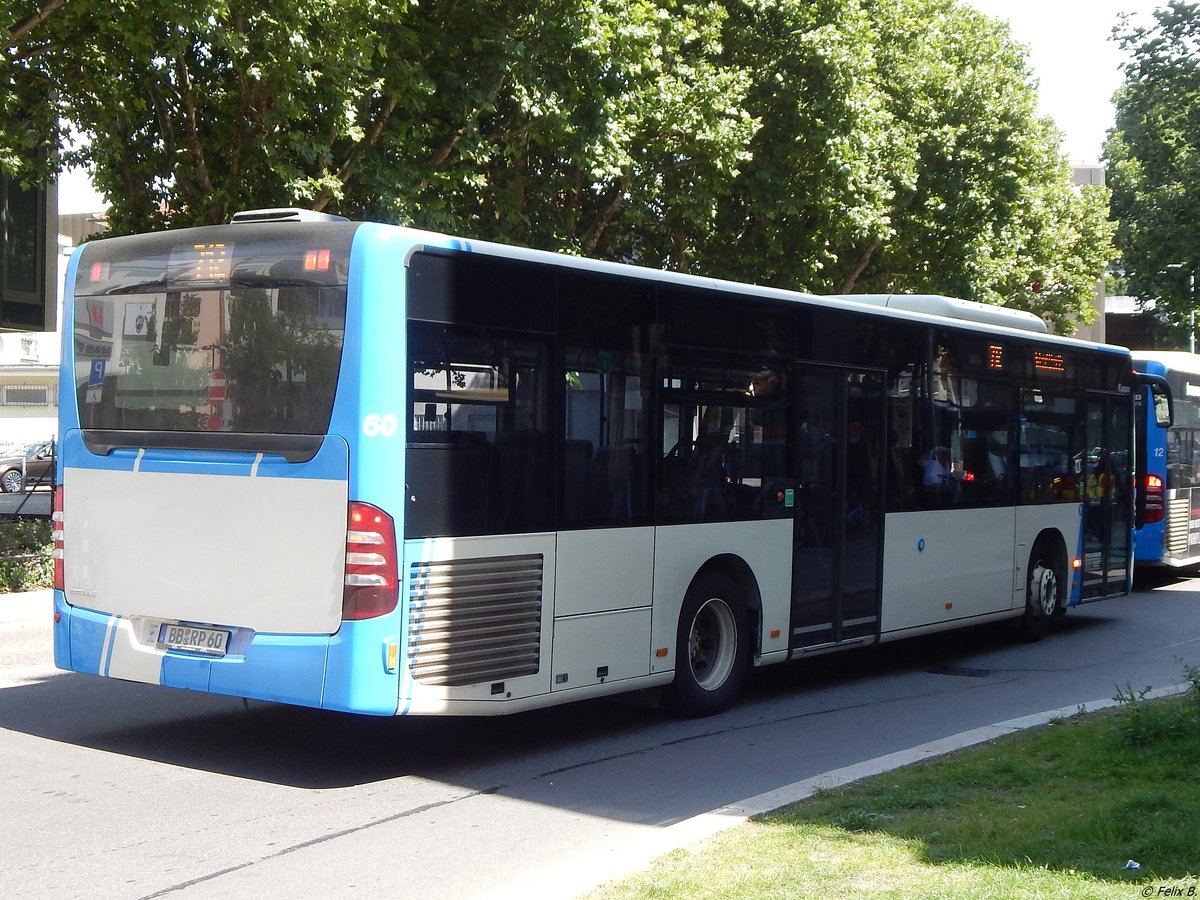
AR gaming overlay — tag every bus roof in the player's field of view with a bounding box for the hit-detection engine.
[825,293,1049,334]
[206,215,1130,357]
[1132,350,1200,377]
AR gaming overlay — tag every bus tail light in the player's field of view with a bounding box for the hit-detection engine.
[1144,474,1165,524]
[342,502,398,620]
[52,488,64,591]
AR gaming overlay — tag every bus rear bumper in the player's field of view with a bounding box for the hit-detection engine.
[52,593,398,714]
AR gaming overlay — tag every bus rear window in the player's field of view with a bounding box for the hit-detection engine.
[72,224,355,449]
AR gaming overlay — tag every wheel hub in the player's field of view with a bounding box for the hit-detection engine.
[689,597,737,691]
[1031,564,1057,617]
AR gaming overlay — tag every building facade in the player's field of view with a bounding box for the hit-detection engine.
[0,328,58,448]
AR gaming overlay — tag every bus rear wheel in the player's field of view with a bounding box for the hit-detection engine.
[1018,548,1062,642]
[668,572,750,717]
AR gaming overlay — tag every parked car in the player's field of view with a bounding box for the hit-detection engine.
[0,441,55,493]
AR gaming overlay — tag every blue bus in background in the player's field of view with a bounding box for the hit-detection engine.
[1132,351,1193,567]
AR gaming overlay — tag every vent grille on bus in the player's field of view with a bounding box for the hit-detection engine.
[1167,499,1190,553]
[407,554,543,687]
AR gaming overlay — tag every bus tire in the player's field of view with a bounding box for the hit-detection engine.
[1018,545,1062,642]
[667,572,750,717]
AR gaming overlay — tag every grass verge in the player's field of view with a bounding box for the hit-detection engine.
[589,669,1200,900]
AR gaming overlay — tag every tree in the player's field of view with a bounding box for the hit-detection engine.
[4,0,430,227]
[1,0,72,178]
[3,0,1114,332]
[1105,0,1200,345]
[371,0,757,265]
[844,0,1114,331]
[691,0,898,290]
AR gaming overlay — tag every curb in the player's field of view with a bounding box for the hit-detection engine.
[661,683,1190,843]
[495,684,1191,900]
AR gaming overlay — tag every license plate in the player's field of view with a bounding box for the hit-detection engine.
[157,623,230,657]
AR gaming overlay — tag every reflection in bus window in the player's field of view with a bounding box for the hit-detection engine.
[1020,390,1081,503]
[406,323,550,538]
[658,359,791,524]
[560,277,654,529]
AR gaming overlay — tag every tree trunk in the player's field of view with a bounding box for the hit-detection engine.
[839,236,881,293]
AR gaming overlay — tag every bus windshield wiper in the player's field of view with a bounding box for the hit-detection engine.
[228,273,328,288]
[99,279,169,295]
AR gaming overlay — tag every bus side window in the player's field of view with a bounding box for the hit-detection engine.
[405,322,551,538]
[559,275,654,529]
[886,365,918,512]
[656,361,792,524]
[1020,390,1080,504]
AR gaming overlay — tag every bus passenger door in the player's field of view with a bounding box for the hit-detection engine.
[1081,393,1133,598]
[790,367,886,651]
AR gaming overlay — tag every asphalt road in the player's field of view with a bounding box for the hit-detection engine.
[2,572,1198,900]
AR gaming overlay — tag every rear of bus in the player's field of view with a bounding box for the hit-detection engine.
[53,217,409,714]
[1133,353,1199,566]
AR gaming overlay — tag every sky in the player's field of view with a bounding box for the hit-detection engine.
[58,0,1166,214]
[962,0,1161,162]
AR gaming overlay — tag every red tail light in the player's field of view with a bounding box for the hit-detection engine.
[342,502,398,620]
[303,249,331,271]
[1144,474,1165,524]
[52,487,64,591]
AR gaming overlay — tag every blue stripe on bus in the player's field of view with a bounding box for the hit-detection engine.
[102,618,122,676]
[64,604,116,676]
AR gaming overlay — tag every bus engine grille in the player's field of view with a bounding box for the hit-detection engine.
[1167,498,1190,553]
[407,554,544,686]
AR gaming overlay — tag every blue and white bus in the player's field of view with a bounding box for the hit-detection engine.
[54,210,1138,717]
[1132,351,1196,567]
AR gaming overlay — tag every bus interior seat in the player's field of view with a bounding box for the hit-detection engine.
[405,431,497,535]
[496,430,550,532]
[582,444,642,524]
[562,438,594,515]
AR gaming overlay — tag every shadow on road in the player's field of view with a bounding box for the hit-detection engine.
[0,613,1101,794]
[1133,566,1198,592]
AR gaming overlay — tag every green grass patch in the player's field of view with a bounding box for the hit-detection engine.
[590,674,1200,900]
[0,518,53,592]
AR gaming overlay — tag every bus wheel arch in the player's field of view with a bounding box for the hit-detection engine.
[668,557,757,717]
[1018,530,1067,642]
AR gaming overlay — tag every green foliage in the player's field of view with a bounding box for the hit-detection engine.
[1112,682,1193,746]
[4,0,1114,328]
[1112,660,1200,747]
[1105,1,1200,345]
[852,0,1114,331]
[0,517,52,592]
[696,0,896,288]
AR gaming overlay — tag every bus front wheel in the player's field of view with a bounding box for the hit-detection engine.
[668,572,750,717]
[1018,548,1062,642]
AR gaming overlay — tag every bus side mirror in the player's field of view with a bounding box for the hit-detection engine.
[1137,373,1174,428]
[1154,389,1173,428]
